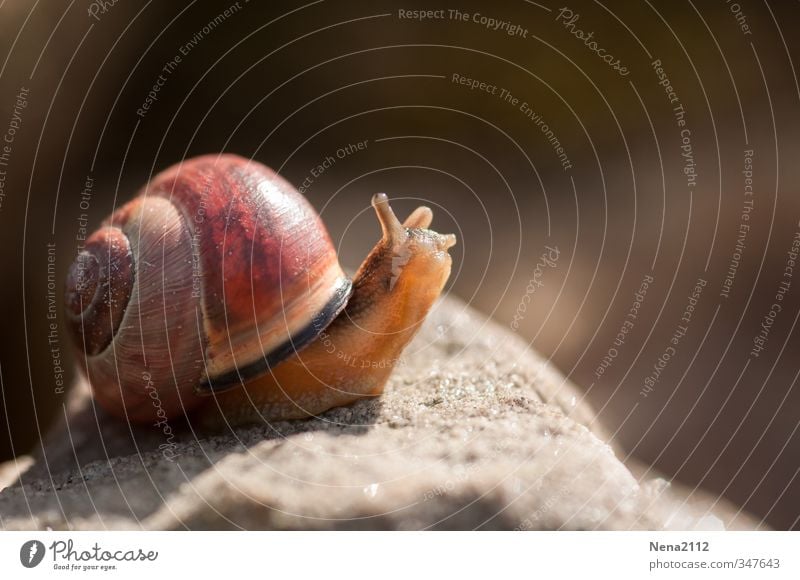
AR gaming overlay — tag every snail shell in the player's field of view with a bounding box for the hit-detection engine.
[64,155,350,421]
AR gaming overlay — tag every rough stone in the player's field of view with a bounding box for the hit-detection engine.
[0,296,762,530]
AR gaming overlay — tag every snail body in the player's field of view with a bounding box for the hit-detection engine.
[64,154,455,426]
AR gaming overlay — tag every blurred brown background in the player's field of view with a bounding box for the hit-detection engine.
[0,0,798,528]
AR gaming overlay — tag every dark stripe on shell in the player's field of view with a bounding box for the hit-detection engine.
[195,276,352,394]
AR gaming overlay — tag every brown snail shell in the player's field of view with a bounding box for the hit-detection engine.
[64,154,351,421]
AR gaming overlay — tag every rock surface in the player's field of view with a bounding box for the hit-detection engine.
[0,296,762,530]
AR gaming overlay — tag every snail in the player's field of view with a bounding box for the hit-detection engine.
[64,154,456,426]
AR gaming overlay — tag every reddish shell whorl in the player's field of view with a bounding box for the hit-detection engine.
[66,195,207,421]
[131,154,351,391]
[64,154,351,420]
[65,226,134,356]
